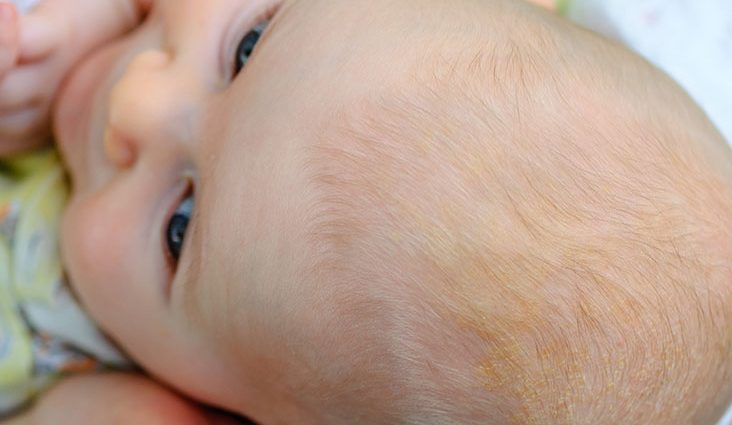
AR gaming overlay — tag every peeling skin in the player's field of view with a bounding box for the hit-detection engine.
[388,101,732,419]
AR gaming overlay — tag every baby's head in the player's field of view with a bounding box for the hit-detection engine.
[54,0,732,423]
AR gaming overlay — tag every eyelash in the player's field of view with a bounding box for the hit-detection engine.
[230,4,278,78]
[163,180,194,273]
[233,20,269,76]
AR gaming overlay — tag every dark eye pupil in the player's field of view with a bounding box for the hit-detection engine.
[234,21,268,75]
[167,215,188,261]
[167,196,193,262]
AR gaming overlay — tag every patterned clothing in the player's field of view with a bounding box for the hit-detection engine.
[0,151,128,416]
[0,0,127,415]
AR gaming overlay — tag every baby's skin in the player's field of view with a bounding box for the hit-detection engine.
[3,0,732,424]
[0,0,151,153]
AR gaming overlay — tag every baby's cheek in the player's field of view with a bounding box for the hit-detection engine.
[62,193,137,326]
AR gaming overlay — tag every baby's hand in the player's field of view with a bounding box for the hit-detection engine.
[3,372,243,425]
[525,0,556,10]
[0,2,30,154]
[0,1,71,154]
[0,0,146,156]
[0,3,18,73]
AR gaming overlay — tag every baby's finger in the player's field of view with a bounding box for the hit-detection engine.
[0,65,45,110]
[0,106,45,138]
[0,131,49,155]
[0,106,50,155]
[0,2,19,74]
[526,0,556,10]
[18,10,61,62]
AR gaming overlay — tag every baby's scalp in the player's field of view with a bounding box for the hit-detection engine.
[294,1,732,423]
[48,0,732,422]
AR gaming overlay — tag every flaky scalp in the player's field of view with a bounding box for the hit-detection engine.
[299,2,732,424]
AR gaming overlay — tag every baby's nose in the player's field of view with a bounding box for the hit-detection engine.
[105,50,199,169]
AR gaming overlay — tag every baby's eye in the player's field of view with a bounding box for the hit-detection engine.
[166,194,194,263]
[234,20,269,76]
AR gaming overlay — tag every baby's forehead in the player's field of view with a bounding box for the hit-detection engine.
[262,0,561,116]
[272,0,548,58]
[198,0,657,272]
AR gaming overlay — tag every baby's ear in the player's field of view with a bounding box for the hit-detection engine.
[0,2,19,75]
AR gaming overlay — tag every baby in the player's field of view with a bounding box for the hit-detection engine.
[3,0,732,424]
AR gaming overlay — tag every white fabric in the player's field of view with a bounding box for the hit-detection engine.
[565,0,732,146]
[719,403,732,425]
